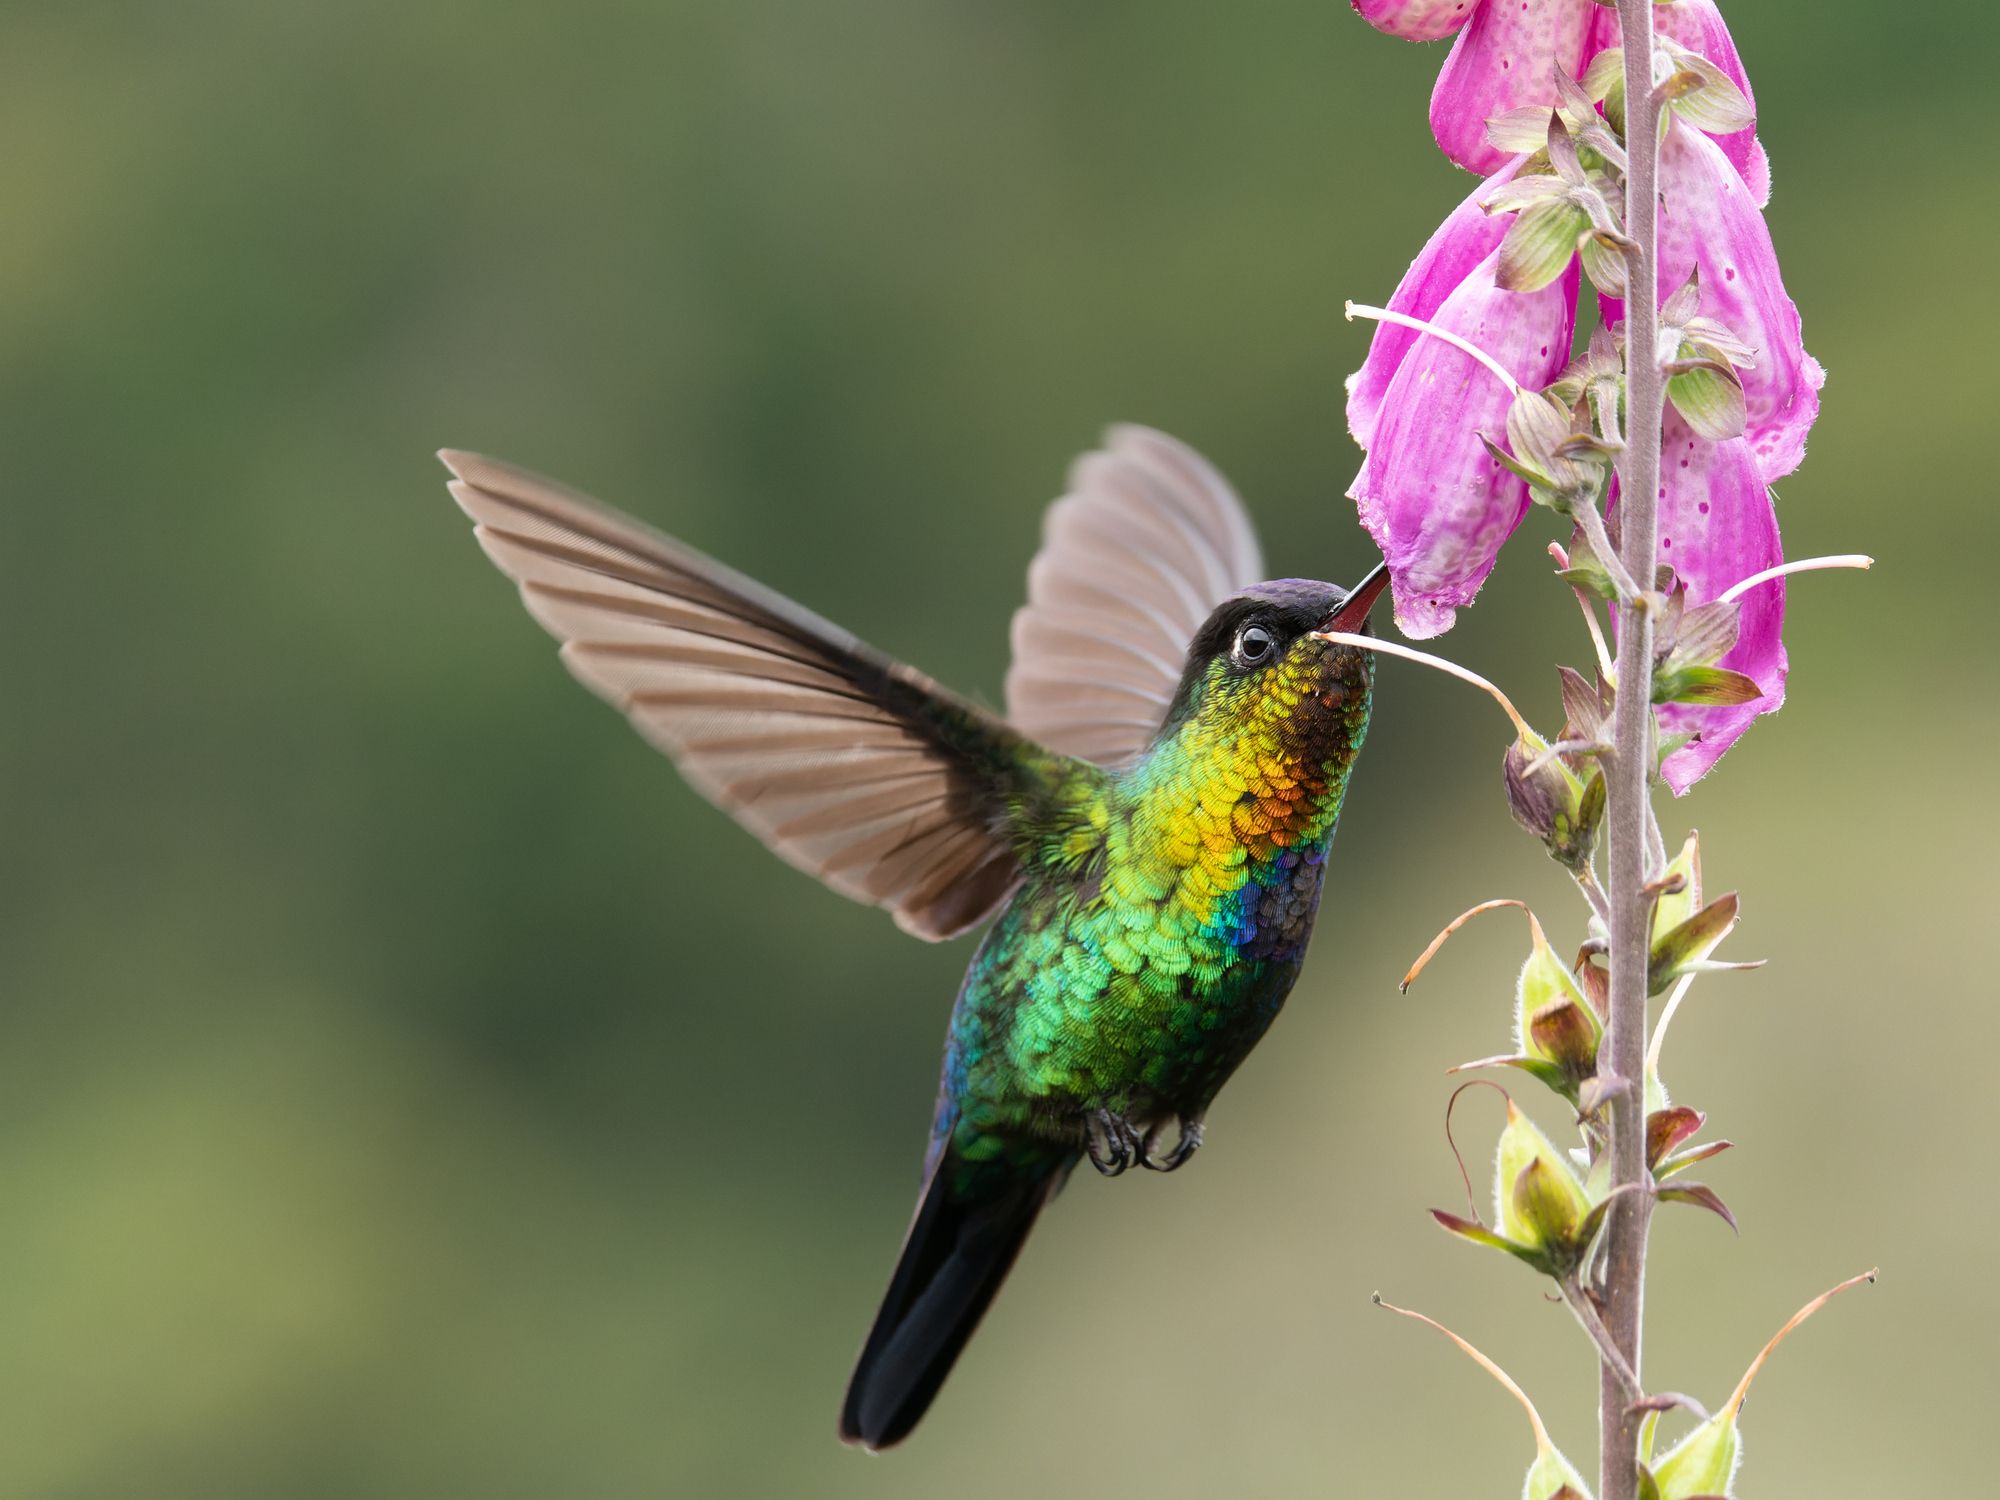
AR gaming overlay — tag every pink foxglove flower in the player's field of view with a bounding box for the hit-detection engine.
[1358,0,1767,194]
[1347,164,1516,450]
[1347,223,1578,640]
[1634,413,1788,792]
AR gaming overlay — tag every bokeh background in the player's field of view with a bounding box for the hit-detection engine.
[4,2,1991,1495]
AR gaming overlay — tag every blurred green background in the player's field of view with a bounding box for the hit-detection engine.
[3,2,1989,1495]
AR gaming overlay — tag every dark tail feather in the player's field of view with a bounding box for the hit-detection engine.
[839,1162,1056,1451]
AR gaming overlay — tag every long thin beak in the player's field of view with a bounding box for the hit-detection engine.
[1318,559,1391,635]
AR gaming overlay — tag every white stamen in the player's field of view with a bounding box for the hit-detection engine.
[1314,630,1533,739]
[1716,553,1874,605]
[1345,301,1524,397]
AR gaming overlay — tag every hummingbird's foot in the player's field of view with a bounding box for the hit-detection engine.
[1139,1117,1204,1173]
[1085,1109,1141,1177]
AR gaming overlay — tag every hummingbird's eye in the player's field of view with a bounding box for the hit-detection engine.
[1232,623,1277,668]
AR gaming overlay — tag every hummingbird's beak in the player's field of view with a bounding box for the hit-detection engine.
[1316,560,1391,637]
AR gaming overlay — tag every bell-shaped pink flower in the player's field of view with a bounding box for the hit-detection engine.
[1348,164,1517,451]
[1348,232,1579,640]
[1351,0,1478,43]
[1360,0,1770,196]
[1429,0,1596,177]
[1624,412,1788,793]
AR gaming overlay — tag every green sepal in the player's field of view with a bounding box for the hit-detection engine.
[1656,1180,1739,1233]
[1499,199,1589,292]
[1558,665,1612,744]
[1652,1410,1739,1500]
[1649,891,1742,992]
[1645,1105,1706,1170]
[1657,1138,1734,1180]
[1657,40,1757,134]
[1429,1209,1556,1274]
[1652,664,1764,707]
[1527,1446,1595,1500]
[1668,599,1742,671]
[1580,232,1630,299]
[1481,431,1555,490]
[1481,173,1574,215]
[1651,832,1702,941]
[1665,358,1747,442]
[1448,1051,1573,1095]
[1495,1102,1598,1270]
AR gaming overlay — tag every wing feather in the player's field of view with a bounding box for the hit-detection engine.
[445,450,1045,940]
[1004,425,1265,764]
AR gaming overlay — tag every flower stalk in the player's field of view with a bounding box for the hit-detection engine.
[1344,0,1871,1491]
[1595,5,1667,1496]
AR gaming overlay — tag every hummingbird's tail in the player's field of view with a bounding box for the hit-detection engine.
[839,1157,1064,1450]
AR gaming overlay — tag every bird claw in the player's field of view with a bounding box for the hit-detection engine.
[1086,1109,1141,1176]
[1086,1111,1204,1175]
[1139,1117,1204,1173]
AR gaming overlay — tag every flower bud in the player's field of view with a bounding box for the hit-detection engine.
[1502,732,1605,875]
[1496,1100,1595,1263]
[1514,916,1602,1090]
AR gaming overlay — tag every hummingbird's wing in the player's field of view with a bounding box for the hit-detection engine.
[444,451,1049,941]
[1004,425,1265,765]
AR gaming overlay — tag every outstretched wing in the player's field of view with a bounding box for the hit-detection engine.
[1004,425,1265,765]
[444,450,1043,941]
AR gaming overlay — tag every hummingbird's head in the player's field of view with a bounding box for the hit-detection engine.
[1159,562,1391,758]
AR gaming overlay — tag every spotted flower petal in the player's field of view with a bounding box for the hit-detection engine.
[1352,0,1479,43]
[1636,413,1788,793]
[1658,122,1821,483]
[1608,123,1822,484]
[1592,0,1769,205]
[1349,249,1579,639]
[1429,0,1595,177]
[1347,161,1520,451]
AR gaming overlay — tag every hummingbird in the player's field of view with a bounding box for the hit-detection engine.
[441,426,1389,1451]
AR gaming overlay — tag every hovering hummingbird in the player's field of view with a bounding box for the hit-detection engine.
[442,427,1389,1451]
